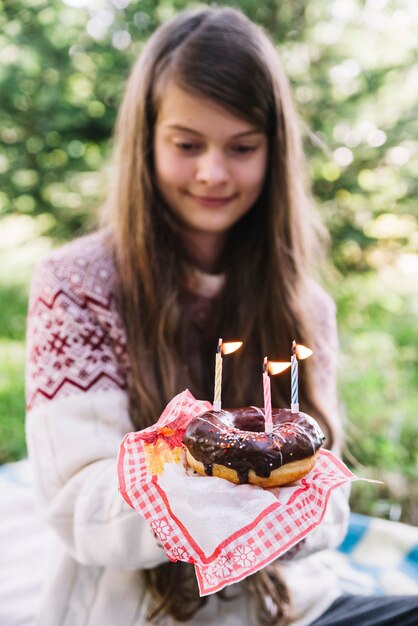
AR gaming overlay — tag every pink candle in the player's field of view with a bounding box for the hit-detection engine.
[263,357,273,434]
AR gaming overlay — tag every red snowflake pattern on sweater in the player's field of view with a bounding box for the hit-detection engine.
[26,232,128,410]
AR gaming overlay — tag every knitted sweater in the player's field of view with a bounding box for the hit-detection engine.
[25,230,349,626]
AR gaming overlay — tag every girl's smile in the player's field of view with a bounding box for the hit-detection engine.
[185,192,238,208]
[154,82,268,268]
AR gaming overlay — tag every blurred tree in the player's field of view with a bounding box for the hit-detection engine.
[1,0,417,262]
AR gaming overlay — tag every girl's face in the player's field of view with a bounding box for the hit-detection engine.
[154,82,268,247]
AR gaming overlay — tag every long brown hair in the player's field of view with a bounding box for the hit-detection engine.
[102,7,336,624]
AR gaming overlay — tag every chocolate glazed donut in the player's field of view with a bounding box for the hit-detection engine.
[182,407,326,487]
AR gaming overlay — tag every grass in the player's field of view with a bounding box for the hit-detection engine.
[0,277,32,463]
[0,338,26,463]
[0,215,54,462]
[333,265,418,524]
[1,217,417,524]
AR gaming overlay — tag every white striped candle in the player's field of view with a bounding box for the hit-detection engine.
[212,339,243,411]
[291,341,299,413]
[213,338,223,411]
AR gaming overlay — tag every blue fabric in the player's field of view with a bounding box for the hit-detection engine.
[339,512,371,553]
[328,512,418,596]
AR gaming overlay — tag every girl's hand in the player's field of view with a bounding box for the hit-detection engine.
[279,538,306,560]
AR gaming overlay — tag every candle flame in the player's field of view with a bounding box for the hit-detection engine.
[222,341,243,355]
[295,344,313,360]
[267,360,291,375]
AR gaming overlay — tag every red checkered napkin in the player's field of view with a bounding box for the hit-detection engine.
[118,390,357,596]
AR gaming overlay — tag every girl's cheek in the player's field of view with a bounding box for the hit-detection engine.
[237,162,263,183]
[169,149,193,169]
[158,152,185,176]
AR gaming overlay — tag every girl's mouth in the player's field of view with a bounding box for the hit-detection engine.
[189,193,237,208]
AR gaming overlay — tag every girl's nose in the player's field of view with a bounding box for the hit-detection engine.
[195,150,230,186]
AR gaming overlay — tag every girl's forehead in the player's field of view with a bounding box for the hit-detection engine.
[155,81,261,136]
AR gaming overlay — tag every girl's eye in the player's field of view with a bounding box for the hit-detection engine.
[174,141,201,152]
[231,145,257,155]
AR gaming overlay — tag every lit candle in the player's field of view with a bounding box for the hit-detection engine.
[291,341,298,413]
[291,340,313,414]
[213,338,223,411]
[263,357,273,434]
[263,358,291,433]
[213,338,243,411]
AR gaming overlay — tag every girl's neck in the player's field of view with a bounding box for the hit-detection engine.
[180,229,228,274]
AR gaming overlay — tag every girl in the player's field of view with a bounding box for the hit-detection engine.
[25,6,418,626]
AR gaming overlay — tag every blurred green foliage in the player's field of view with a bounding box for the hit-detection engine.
[0,0,417,521]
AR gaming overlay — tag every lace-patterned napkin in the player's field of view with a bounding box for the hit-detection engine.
[118,390,359,595]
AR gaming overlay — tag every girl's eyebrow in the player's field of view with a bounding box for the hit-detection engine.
[165,124,263,138]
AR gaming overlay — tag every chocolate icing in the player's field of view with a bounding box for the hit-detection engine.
[183,407,326,484]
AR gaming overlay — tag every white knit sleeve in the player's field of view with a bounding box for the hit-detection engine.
[310,284,343,454]
[25,247,168,570]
